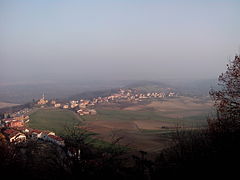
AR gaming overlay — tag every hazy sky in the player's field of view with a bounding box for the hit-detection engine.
[1,0,240,83]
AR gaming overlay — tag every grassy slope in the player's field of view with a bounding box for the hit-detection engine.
[29,108,81,135]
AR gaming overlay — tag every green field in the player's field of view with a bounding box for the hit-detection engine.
[84,108,209,127]
[28,97,212,152]
[29,107,208,135]
[29,108,81,135]
[28,108,128,151]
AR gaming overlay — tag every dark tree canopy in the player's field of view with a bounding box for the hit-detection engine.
[209,55,240,132]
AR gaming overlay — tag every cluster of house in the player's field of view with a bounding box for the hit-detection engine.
[77,108,97,116]
[102,88,176,102]
[37,94,97,116]
[0,109,64,146]
[87,88,176,104]
[0,127,65,146]
[36,88,176,116]
[74,88,176,105]
[0,114,28,128]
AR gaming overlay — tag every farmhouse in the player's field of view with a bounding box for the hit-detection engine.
[168,92,175,97]
[63,104,69,109]
[30,129,55,139]
[54,103,61,108]
[31,129,44,139]
[3,129,26,143]
[77,109,97,116]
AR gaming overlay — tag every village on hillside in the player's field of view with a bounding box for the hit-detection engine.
[38,88,177,115]
[0,88,176,145]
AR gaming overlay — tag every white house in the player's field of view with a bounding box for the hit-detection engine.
[3,129,26,143]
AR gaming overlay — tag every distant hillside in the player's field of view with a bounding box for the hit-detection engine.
[67,81,174,101]
[0,79,217,104]
[67,79,217,101]
[124,80,174,93]
[0,102,19,109]
[173,79,218,97]
[124,80,169,88]
[67,88,119,101]
[0,80,124,104]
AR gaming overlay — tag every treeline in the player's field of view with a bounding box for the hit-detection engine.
[1,124,240,179]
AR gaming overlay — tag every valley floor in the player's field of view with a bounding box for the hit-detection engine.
[28,96,212,153]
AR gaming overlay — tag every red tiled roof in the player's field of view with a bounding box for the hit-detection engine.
[3,129,20,138]
[13,120,23,122]
[14,127,28,131]
[9,120,24,127]
[2,118,14,122]
[31,129,43,134]
[30,129,54,135]
[48,134,63,142]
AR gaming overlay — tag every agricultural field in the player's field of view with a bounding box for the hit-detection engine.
[28,96,213,153]
[29,108,81,135]
[81,96,213,152]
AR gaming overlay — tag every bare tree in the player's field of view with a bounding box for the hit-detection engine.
[209,55,240,132]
